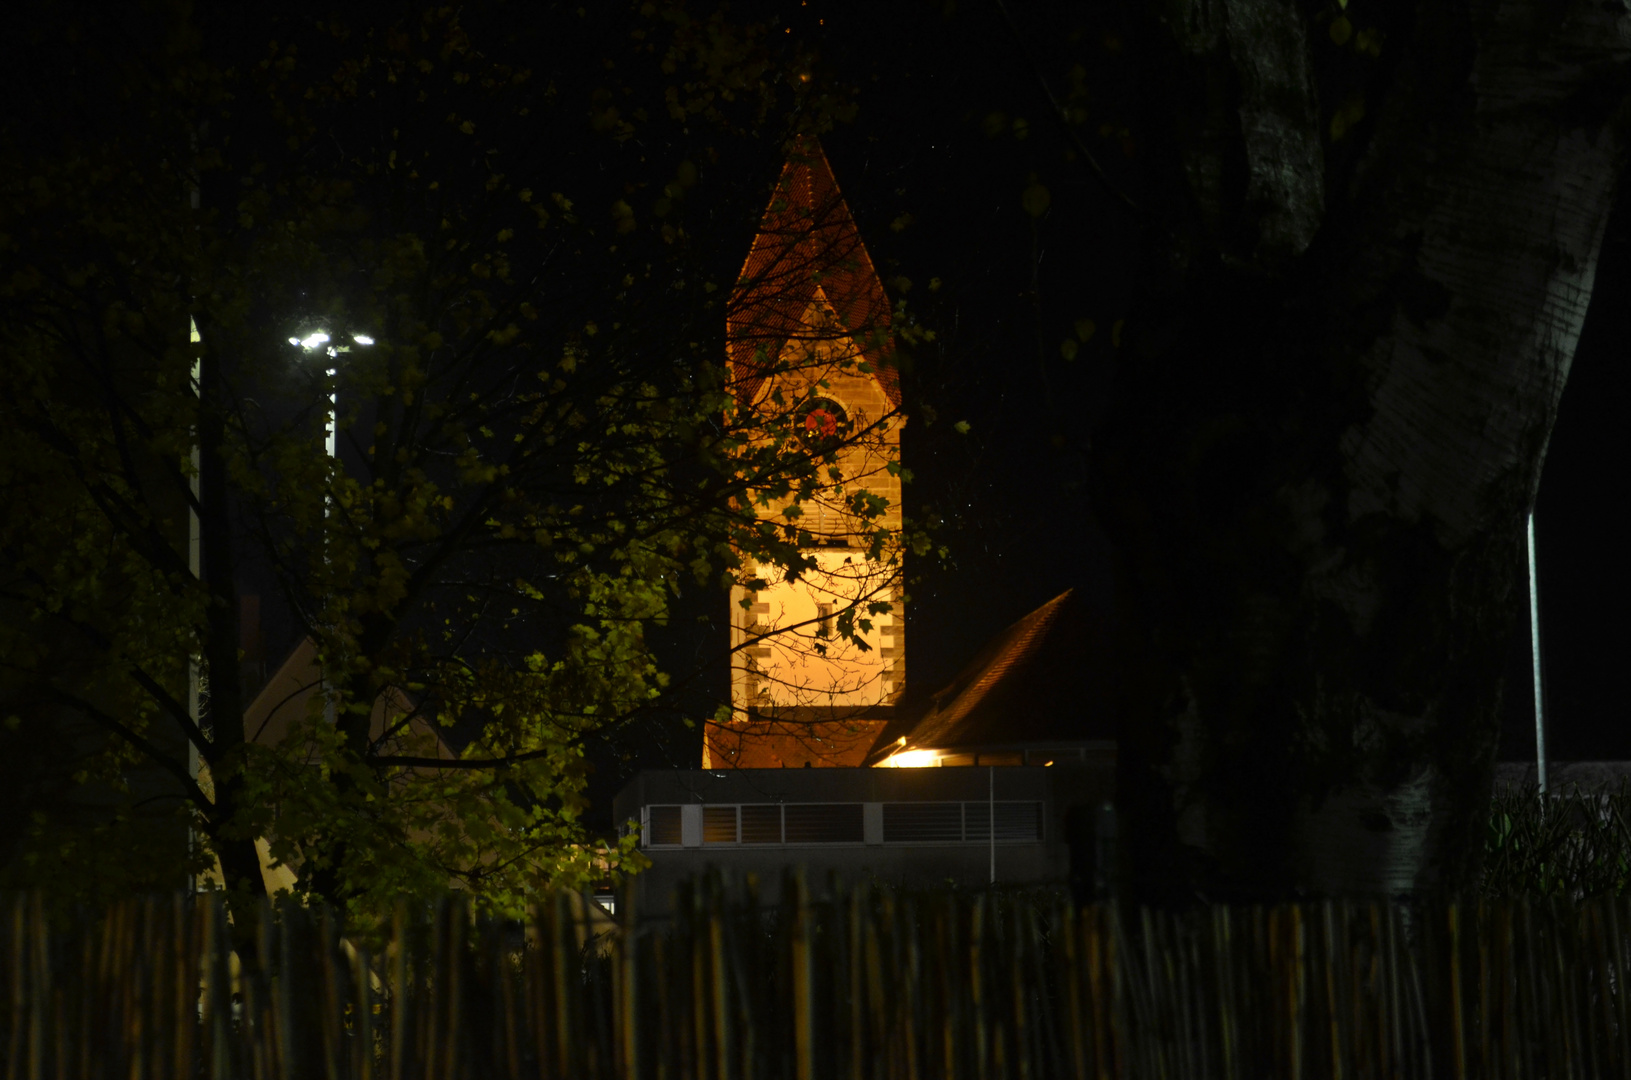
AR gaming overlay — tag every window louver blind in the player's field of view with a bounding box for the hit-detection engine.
[647,806,682,846]
[740,805,782,844]
[784,803,864,843]
[703,805,738,844]
[883,802,963,843]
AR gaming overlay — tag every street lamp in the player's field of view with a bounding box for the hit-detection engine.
[288,331,373,466]
[288,331,374,726]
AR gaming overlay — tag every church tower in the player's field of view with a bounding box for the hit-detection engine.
[703,138,905,769]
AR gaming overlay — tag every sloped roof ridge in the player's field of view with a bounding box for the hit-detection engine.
[923,589,1074,738]
[862,588,1076,763]
[727,135,900,410]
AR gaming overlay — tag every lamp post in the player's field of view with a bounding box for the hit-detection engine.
[286,331,356,470]
[288,331,373,728]
[287,330,374,501]
[1527,510,1547,795]
[188,317,204,892]
[989,765,996,886]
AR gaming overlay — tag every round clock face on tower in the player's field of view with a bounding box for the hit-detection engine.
[796,397,852,450]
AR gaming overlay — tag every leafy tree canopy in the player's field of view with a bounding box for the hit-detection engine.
[0,0,905,927]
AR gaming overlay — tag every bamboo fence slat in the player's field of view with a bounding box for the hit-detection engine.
[6,885,1631,1077]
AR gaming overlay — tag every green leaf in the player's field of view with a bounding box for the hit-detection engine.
[1329,16,1353,45]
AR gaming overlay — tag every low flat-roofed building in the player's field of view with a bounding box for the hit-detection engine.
[612,763,1113,915]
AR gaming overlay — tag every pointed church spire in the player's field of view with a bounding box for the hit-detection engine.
[728,136,900,411]
[707,138,907,770]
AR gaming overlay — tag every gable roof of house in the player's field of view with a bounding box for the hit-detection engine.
[728,136,900,410]
[217,638,462,896]
[243,636,454,760]
[864,588,1112,763]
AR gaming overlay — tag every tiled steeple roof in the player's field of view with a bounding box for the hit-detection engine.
[728,136,900,409]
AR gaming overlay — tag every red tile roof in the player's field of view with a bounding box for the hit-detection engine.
[705,717,889,769]
[728,136,901,410]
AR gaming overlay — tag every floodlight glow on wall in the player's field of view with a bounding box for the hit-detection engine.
[880,749,939,768]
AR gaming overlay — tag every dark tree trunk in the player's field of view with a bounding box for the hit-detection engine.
[1096,0,1631,902]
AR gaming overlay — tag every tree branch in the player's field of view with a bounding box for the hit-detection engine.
[43,685,215,814]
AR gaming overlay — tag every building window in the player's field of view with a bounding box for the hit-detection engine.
[703,805,739,844]
[881,801,1043,844]
[815,602,833,639]
[784,803,864,844]
[883,802,963,843]
[642,801,1038,848]
[964,801,1044,843]
[740,804,783,844]
[646,806,682,847]
[796,397,852,451]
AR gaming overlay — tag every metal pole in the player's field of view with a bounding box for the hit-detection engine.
[323,366,337,728]
[989,765,995,885]
[325,366,338,463]
[186,164,207,893]
[1527,510,1547,795]
[188,317,203,892]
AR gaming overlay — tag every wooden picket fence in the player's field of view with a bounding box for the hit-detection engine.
[4,879,1631,1079]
